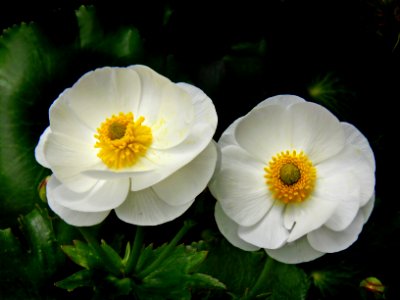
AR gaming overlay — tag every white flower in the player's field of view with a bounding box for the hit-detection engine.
[209,95,375,264]
[35,65,218,226]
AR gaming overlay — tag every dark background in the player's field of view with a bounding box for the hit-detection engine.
[0,0,398,298]
[1,0,393,214]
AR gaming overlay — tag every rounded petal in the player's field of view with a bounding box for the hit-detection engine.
[208,145,273,226]
[218,117,242,149]
[143,81,194,150]
[342,122,375,171]
[49,94,95,142]
[361,194,375,223]
[47,176,110,226]
[115,188,194,225]
[44,132,99,192]
[238,203,289,249]
[265,236,325,264]
[215,202,260,251]
[35,127,51,168]
[307,212,365,253]
[235,104,291,162]
[66,67,142,130]
[324,195,360,232]
[153,141,217,206]
[253,94,305,110]
[83,81,217,189]
[317,143,375,209]
[288,102,345,164]
[51,177,129,212]
[176,82,218,136]
[284,172,353,241]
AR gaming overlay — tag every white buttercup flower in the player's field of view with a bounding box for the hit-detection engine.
[209,95,375,264]
[35,65,218,226]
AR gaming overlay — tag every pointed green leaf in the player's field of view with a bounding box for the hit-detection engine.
[75,5,103,48]
[55,269,94,291]
[61,240,101,270]
[121,242,131,266]
[100,239,123,272]
[141,244,225,297]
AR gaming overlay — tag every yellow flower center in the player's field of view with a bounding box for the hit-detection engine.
[264,150,316,204]
[94,112,153,170]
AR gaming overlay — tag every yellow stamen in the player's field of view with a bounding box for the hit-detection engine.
[264,150,316,204]
[94,112,152,170]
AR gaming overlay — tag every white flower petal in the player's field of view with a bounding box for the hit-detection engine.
[83,83,217,189]
[47,176,110,226]
[35,127,51,168]
[66,67,142,130]
[324,195,360,232]
[52,177,129,212]
[318,164,361,231]
[208,145,273,226]
[153,142,217,206]
[284,173,348,241]
[253,94,305,110]
[289,102,345,164]
[235,104,291,162]
[265,236,325,264]
[361,194,375,223]
[115,188,194,225]
[129,121,216,190]
[49,94,95,142]
[307,212,365,253]
[218,117,242,149]
[317,144,375,208]
[215,202,260,251]
[342,122,376,171]
[145,84,193,149]
[238,203,289,249]
[176,82,218,134]
[44,132,99,192]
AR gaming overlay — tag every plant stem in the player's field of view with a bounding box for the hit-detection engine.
[125,225,144,274]
[138,220,195,278]
[244,255,275,300]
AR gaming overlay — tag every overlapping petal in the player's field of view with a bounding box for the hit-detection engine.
[266,236,325,264]
[208,145,273,227]
[210,94,376,264]
[214,203,260,251]
[36,65,218,226]
[153,142,217,206]
[115,188,195,226]
[47,176,110,226]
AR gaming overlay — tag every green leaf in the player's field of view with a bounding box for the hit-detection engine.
[138,244,225,299]
[0,23,61,226]
[75,5,103,48]
[55,269,94,291]
[19,207,65,282]
[101,239,123,273]
[0,228,33,297]
[264,261,310,300]
[1,208,67,299]
[104,275,134,296]
[194,238,265,296]
[61,240,102,270]
[75,5,143,62]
